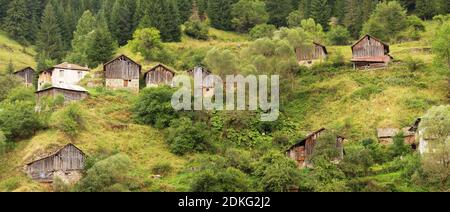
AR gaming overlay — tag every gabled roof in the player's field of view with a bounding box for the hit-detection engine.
[14,67,35,74]
[313,42,328,55]
[287,128,326,152]
[52,62,90,71]
[187,66,211,75]
[352,34,390,52]
[144,64,176,76]
[26,143,85,165]
[36,84,88,93]
[103,54,142,71]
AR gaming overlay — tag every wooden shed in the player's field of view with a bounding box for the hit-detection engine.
[25,144,86,183]
[188,66,215,97]
[351,35,393,69]
[14,67,35,87]
[104,55,142,93]
[144,64,175,87]
[296,42,328,66]
[286,128,345,168]
[36,84,88,104]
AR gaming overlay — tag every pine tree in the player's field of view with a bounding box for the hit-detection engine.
[139,0,182,42]
[36,2,65,62]
[177,0,193,23]
[67,10,97,66]
[343,0,363,38]
[299,0,312,19]
[110,0,135,46]
[265,0,294,27]
[416,0,436,20]
[310,0,331,31]
[86,25,117,68]
[333,0,346,24]
[3,0,32,43]
[6,59,14,75]
[207,0,238,30]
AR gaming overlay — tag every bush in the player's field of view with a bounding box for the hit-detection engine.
[389,133,411,158]
[133,87,178,129]
[130,28,172,64]
[151,162,173,176]
[190,167,252,192]
[75,154,135,192]
[249,24,276,40]
[404,57,425,72]
[52,103,84,138]
[0,131,7,155]
[327,25,351,45]
[5,87,35,103]
[351,85,384,100]
[184,20,209,40]
[254,151,301,192]
[166,118,213,155]
[0,74,21,102]
[0,101,42,140]
[328,50,346,67]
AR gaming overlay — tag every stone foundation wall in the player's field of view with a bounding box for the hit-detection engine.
[106,79,139,93]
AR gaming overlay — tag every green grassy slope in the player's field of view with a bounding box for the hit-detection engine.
[0,32,36,72]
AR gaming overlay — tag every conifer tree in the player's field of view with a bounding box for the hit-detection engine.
[3,0,32,43]
[139,0,182,42]
[36,2,65,62]
[110,0,135,46]
[86,24,117,67]
[265,0,294,27]
[310,0,331,31]
[177,0,194,23]
[416,0,436,20]
[67,10,97,66]
[207,0,238,30]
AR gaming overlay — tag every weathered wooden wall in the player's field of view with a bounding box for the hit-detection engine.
[105,56,140,80]
[296,44,327,62]
[26,145,85,182]
[36,88,88,103]
[14,68,34,85]
[146,65,174,86]
[352,36,386,58]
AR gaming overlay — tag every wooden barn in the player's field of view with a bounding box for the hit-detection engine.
[36,84,88,104]
[144,64,175,87]
[104,55,142,93]
[38,62,90,90]
[14,67,35,87]
[188,66,215,97]
[351,35,393,69]
[286,128,345,168]
[25,144,86,183]
[377,119,422,149]
[296,42,328,66]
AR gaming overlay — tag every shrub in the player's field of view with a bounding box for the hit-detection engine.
[327,25,351,45]
[249,24,276,40]
[328,50,346,67]
[389,133,411,158]
[0,74,21,102]
[404,57,425,72]
[129,28,172,64]
[133,87,178,128]
[0,101,42,140]
[52,103,84,138]
[5,87,35,103]
[75,154,135,192]
[151,162,173,176]
[184,20,209,40]
[231,0,269,32]
[351,85,384,100]
[254,151,301,192]
[53,177,70,192]
[190,167,252,192]
[166,118,212,155]
[0,131,7,155]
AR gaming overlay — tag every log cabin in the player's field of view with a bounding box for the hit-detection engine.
[188,66,215,97]
[38,62,90,90]
[14,67,35,87]
[351,35,393,69]
[286,128,345,168]
[25,144,86,183]
[296,42,328,66]
[36,84,88,105]
[103,55,142,93]
[144,64,175,87]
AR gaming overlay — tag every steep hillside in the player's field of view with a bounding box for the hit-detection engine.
[0,32,36,72]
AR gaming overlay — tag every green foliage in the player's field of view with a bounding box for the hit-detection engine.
[0,101,41,141]
[231,0,269,32]
[265,0,293,27]
[286,10,304,28]
[249,24,276,40]
[85,25,117,67]
[166,117,213,155]
[177,0,193,23]
[190,167,252,192]
[51,103,84,138]
[133,87,177,128]
[300,18,326,43]
[254,151,301,192]
[0,74,21,102]
[0,130,7,155]
[5,86,35,103]
[151,162,173,176]
[3,0,33,43]
[362,1,409,42]
[207,0,237,30]
[415,0,437,20]
[389,133,411,158]
[310,0,331,31]
[432,20,450,68]
[110,0,135,45]
[404,57,425,72]
[76,153,135,192]
[67,10,97,66]
[203,48,239,76]
[351,85,384,100]
[138,0,182,42]
[36,1,65,62]
[130,28,172,63]
[327,25,351,45]
[184,19,209,40]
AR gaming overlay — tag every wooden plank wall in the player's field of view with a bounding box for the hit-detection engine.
[296,45,326,61]
[146,66,174,85]
[352,37,385,58]
[105,57,140,80]
[14,68,34,84]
